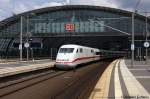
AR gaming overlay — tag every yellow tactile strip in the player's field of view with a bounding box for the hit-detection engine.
[114,60,123,98]
[89,60,118,99]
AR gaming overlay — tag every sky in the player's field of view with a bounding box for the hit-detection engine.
[0,0,150,21]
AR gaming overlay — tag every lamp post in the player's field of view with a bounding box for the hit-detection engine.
[20,14,32,62]
[26,13,35,61]
[131,12,135,68]
[131,0,141,67]
[26,15,30,61]
[145,12,149,64]
[19,16,23,61]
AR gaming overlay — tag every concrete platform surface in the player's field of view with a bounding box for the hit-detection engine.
[89,59,150,99]
[0,59,55,78]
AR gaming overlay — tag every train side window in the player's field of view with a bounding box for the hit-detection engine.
[80,48,83,53]
[96,52,100,55]
[76,49,78,53]
[91,50,94,53]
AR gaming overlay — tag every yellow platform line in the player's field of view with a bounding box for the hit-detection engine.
[114,60,123,99]
[89,60,118,99]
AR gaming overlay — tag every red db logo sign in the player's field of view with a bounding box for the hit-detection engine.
[64,23,75,31]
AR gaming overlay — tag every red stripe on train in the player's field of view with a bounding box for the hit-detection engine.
[56,56,99,64]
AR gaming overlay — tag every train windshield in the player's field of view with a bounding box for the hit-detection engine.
[59,48,74,53]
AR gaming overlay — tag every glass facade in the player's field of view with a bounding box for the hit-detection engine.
[0,9,150,37]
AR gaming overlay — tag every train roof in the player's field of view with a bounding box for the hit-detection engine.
[60,44,99,50]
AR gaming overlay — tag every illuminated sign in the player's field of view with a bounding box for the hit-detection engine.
[64,23,75,31]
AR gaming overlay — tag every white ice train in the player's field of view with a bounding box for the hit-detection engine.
[55,44,125,69]
[55,44,100,69]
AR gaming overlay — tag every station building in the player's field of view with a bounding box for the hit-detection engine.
[0,5,149,59]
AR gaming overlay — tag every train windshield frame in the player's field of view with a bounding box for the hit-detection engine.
[59,48,74,53]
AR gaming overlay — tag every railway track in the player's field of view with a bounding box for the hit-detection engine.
[0,60,112,99]
[0,68,68,98]
[54,61,110,99]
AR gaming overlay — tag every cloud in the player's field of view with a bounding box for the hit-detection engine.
[0,1,64,21]
[12,3,30,14]
[0,9,12,20]
[34,2,63,9]
[113,0,150,12]
[70,0,119,8]
[1,0,63,21]
[0,0,11,9]
[70,0,150,15]
[10,1,64,14]
[0,0,150,21]
[0,0,10,4]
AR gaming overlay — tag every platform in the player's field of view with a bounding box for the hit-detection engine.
[89,59,150,99]
[0,59,55,78]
